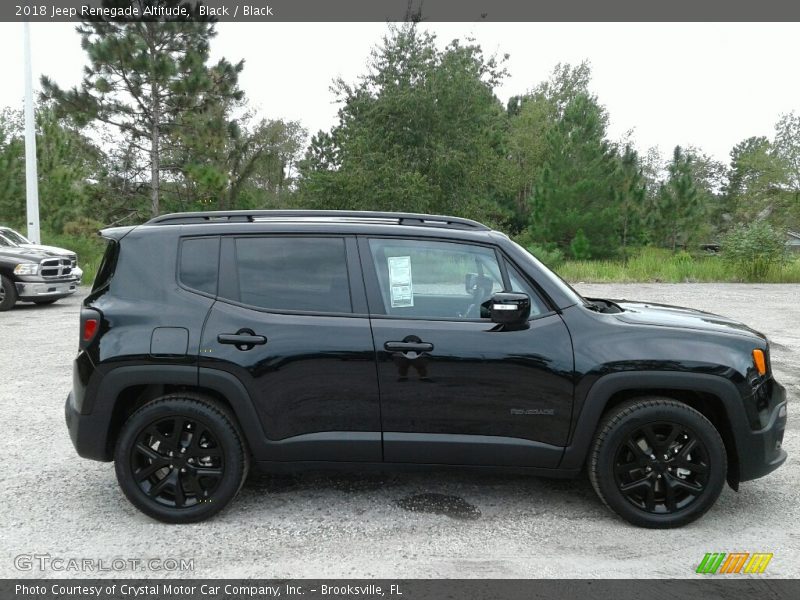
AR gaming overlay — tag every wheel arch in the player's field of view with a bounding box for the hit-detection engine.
[87,365,264,461]
[560,371,747,488]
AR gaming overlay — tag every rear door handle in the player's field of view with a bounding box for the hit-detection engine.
[384,341,434,354]
[218,329,267,351]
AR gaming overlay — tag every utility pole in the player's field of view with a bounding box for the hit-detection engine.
[23,21,41,244]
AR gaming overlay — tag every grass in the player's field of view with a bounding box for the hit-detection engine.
[554,247,800,284]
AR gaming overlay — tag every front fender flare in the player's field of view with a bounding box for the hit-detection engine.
[558,371,749,470]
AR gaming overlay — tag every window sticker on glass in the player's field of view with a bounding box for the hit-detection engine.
[388,256,413,307]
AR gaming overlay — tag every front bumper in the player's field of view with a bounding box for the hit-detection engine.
[16,279,78,300]
[737,380,788,482]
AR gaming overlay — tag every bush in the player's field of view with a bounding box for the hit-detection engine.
[721,222,787,281]
[525,243,565,268]
[62,217,104,237]
[570,229,591,260]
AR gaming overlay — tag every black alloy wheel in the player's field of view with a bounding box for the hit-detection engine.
[115,394,248,523]
[614,421,709,513]
[131,415,225,508]
[589,398,726,528]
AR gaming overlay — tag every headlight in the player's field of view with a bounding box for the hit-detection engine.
[14,263,39,275]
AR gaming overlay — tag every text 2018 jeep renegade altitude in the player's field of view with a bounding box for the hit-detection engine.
[64,211,788,527]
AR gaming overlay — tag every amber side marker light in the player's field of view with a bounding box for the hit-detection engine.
[752,349,767,376]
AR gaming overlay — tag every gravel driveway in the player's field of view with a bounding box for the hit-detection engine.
[1,283,797,578]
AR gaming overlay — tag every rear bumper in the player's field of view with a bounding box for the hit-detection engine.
[65,391,112,462]
[737,381,788,482]
[16,279,78,300]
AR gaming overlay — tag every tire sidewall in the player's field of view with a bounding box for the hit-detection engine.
[114,398,246,523]
[593,402,727,528]
[0,275,17,311]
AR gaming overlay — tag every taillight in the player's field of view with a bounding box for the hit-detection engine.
[83,318,98,342]
[80,308,101,348]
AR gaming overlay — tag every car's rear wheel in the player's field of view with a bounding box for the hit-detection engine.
[114,394,249,523]
[589,397,726,528]
[0,275,18,311]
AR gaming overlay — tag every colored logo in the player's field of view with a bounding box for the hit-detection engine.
[696,553,773,574]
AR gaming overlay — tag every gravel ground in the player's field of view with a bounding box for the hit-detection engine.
[0,283,797,579]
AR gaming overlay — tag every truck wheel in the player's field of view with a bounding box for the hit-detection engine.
[114,394,249,523]
[0,275,18,311]
[588,397,726,528]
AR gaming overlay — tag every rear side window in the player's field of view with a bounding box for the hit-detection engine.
[230,237,352,314]
[91,239,119,292]
[180,237,220,296]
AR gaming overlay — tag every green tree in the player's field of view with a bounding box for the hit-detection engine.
[41,1,243,217]
[773,112,800,227]
[774,111,800,196]
[523,64,621,257]
[613,144,647,259]
[0,107,102,232]
[168,94,306,211]
[0,109,25,226]
[724,134,793,231]
[298,24,510,225]
[652,146,700,252]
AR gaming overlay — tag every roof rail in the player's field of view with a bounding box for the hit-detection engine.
[145,210,491,231]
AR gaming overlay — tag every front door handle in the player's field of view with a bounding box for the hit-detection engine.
[218,329,267,351]
[384,341,434,356]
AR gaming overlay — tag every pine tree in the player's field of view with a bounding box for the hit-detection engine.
[614,144,647,260]
[656,146,700,252]
[41,1,243,217]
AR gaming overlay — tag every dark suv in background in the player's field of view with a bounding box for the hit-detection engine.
[65,211,788,527]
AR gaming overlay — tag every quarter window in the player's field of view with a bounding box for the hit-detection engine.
[232,237,352,313]
[179,237,219,295]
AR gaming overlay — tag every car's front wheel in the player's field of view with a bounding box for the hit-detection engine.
[589,397,726,528]
[114,394,249,523]
[0,275,18,311]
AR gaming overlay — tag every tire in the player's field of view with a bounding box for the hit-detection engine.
[33,299,58,305]
[114,393,249,523]
[588,397,726,528]
[0,275,18,311]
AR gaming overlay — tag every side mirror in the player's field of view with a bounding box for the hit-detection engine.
[488,292,531,325]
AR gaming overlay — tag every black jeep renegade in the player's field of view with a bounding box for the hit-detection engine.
[65,210,788,527]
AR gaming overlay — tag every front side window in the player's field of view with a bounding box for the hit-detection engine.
[232,237,352,314]
[368,238,504,320]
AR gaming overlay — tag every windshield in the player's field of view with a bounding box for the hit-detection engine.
[0,229,29,245]
[0,234,19,248]
[508,239,590,308]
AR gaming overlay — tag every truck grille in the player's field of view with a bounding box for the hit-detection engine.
[40,257,74,279]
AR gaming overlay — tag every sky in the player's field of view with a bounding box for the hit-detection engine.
[0,21,798,164]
